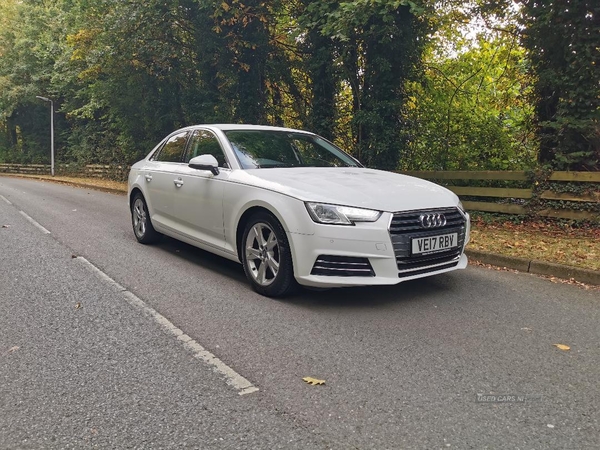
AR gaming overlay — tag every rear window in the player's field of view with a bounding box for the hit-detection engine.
[153,132,189,163]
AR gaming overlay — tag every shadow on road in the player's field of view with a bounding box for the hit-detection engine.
[155,234,464,310]
[155,235,247,281]
[287,275,458,309]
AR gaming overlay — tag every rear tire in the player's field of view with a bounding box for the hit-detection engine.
[131,193,162,244]
[241,212,297,297]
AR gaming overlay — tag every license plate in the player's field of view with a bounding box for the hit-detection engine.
[412,233,458,255]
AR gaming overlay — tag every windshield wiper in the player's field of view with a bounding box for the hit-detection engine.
[257,164,297,169]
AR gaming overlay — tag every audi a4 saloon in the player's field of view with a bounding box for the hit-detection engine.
[128,124,470,297]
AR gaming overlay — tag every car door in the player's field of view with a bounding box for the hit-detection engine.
[173,129,229,250]
[144,131,190,231]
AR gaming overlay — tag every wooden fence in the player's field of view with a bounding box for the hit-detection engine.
[1,164,598,220]
[399,170,600,220]
[0,163,128,180]
[0,163,49,175]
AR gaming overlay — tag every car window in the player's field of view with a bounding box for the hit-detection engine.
[154,132,189,163]
[185,130,228,168]
[224,130,360,169]
[227,132,298,169]
[290,137,349,167]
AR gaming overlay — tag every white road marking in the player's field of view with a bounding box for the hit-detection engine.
[76,257,259,396]
[79,258,126,291]
[0,195,11,205]
[19,211,51,234]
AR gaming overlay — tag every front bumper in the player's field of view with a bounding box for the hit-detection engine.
[289,210,470,288]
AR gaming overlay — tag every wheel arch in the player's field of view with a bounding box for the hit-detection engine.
[235,205,282,262]
[129,187,144,209]
[235,204,300,296]
[227,193,314,271]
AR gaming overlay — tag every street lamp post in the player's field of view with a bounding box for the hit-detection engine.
[36,96,54,176]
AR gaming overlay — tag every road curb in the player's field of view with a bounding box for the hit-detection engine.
[466,249,600,286]
[59,180,127,195]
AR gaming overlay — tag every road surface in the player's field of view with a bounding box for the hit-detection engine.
[1,176,598,449]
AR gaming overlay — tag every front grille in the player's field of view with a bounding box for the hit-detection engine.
[389,207,466,277]
[311,255,375,277]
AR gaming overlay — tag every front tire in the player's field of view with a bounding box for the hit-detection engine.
[241,212,297,297]
[131,193,162,244]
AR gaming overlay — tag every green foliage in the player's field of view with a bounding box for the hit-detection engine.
[402,2,537,170]
[300,0,428,169]
[0,0,68,163]
[0,0,595,173]
[520,0,600,170]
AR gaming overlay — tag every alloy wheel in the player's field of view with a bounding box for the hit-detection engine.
[133,198,147,238]
[245,222,280,286]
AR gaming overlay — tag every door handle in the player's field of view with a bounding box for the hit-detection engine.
[174,178,184,188]
[144,174,152,182]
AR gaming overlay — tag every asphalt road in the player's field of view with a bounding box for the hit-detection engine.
[1,176,598,449]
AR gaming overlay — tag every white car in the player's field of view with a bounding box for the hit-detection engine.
[128,124,470,297]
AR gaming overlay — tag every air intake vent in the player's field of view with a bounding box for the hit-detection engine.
[311,255,375,277]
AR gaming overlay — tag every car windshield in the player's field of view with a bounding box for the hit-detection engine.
[224,130,360,169]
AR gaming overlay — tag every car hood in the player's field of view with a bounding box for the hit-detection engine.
[229,167,459,212]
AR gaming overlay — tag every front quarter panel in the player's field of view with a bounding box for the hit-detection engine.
[222,181,315,259]
[128,162,146,206]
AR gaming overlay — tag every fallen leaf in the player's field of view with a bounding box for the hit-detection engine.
[2,224,9,228]
[553,344,570,351]
[75,303,82,309]
[303,376,325,386]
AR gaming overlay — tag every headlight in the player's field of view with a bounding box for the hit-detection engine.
[457,200,466,213]
[305,202,382,225]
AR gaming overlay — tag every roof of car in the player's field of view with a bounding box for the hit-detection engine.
[194,124,313,134]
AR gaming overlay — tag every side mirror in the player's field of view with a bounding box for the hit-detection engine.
[189,154,219,175]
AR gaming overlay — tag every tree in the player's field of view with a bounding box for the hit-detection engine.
[520,0,600,170]
[301,0,428,169]
[0,0,69,163]
[3,0,578,174]
[402,2,537,170]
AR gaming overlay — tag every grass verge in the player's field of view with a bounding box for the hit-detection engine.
[468,219,599,271]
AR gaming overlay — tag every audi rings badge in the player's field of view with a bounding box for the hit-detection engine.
[418,213,447,229]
